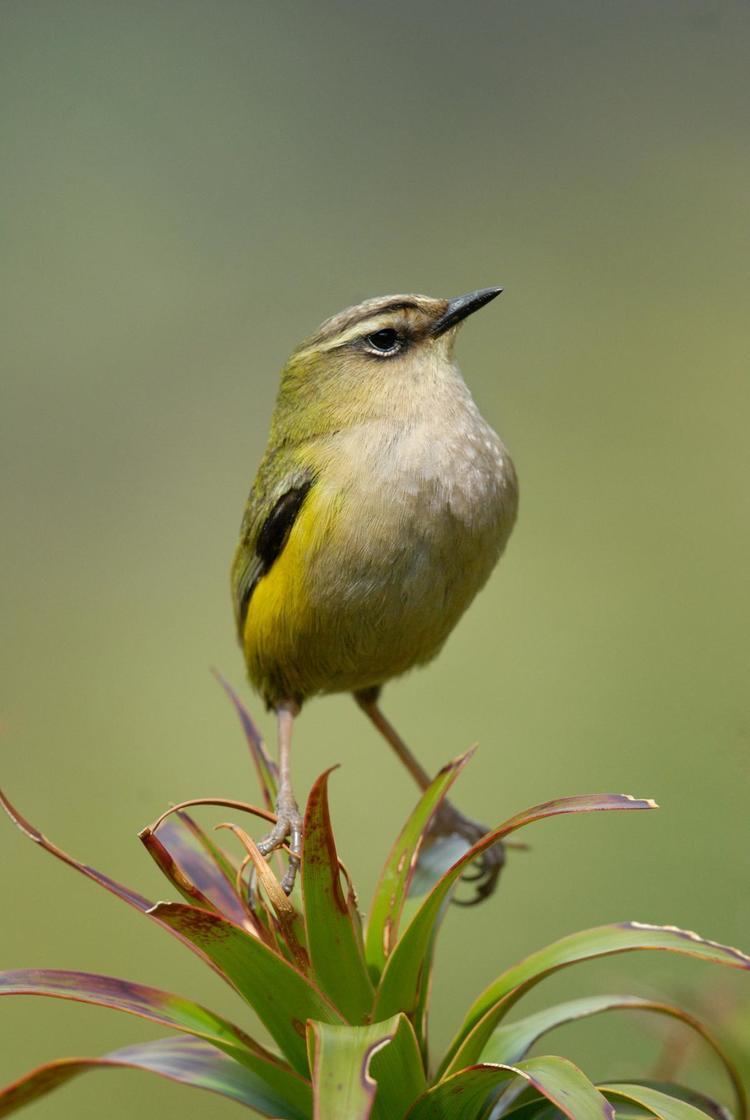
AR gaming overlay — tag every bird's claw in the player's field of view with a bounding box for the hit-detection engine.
[257,795,303,896]
[428,801,505,905]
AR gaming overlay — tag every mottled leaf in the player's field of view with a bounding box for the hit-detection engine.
[302,770,374,1022]
[0,1036,311,1119]
[365,751,472,978]
[151,901,343,1075]
[442,922,750,1076]
[374,794,656,1023]
[307,1015,425,1120]
[405,1055,614,1120]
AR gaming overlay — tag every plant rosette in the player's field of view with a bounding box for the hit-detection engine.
[1,679,747,1120]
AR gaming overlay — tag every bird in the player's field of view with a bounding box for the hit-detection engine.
[231,288,518,901]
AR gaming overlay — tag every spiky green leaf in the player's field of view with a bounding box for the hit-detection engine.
[302,770,374,1021]
[150,901,343,1075]
[365,752,472,977]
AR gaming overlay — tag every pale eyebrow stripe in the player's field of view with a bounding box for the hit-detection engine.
[299,307,420,355]
[320,315,403,350]
[320,299,421,340]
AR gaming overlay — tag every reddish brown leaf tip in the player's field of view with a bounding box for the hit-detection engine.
[0,789,44,843]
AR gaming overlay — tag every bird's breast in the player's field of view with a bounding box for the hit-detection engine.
[311,413,517,616]
[245,407,518,702]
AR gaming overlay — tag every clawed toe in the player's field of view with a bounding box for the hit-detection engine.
[428,801,505,905]
[452,842,504,906]
[257,801,303,895]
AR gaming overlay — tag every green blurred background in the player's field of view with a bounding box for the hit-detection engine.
[2,1,749,1114]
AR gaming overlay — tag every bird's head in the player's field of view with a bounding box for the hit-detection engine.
[272,288,503,435]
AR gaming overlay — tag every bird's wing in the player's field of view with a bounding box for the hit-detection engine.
[231,456,315,637]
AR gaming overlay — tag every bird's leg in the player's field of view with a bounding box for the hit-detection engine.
[257,700,303,895]
[354,687,505,904]
[355,687,433,791]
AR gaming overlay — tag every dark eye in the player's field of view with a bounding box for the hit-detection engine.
[366,328,401,354]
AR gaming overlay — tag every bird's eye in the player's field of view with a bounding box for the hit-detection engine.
[366,328,401,354]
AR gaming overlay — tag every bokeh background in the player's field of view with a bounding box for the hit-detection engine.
[2,1,749,1115]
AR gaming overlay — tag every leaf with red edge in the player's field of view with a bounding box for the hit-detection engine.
[373,793,656,1024]
[150,901,344,1075]
[0,1036,311,1119]
[405,1055,614,1120]
[139,815,259,934]
[1,788,153,911]
[0,790,234,980]
[214,670,278,810]
[442,922,750,1077]
[177,809,239,883]
[141,797,280,942]
[302,770,374,1022]
[365,751,473,978]
[0,968,276,1070]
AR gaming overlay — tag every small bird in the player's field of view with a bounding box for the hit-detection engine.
[231,289,518,900]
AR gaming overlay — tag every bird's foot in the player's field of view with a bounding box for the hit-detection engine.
[427,800,505,905]
[257,792,303,895]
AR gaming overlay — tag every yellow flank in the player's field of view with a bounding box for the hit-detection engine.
[242,484,331,703]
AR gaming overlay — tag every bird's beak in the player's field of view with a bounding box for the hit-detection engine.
[430,287,503,338]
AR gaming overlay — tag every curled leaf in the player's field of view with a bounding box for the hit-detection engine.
[600,1081,720,1120]
[307,1015,425,1120]
[405,1054,614,1120]
[480,994,746,1120]
[442,922,750,1077]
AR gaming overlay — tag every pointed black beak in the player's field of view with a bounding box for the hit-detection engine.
[430,286,503,338]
